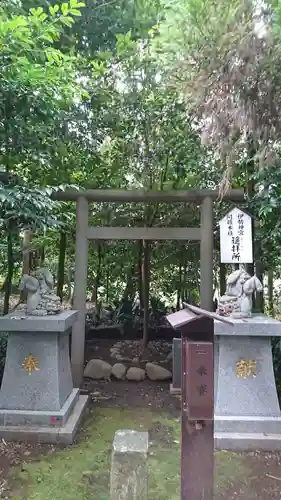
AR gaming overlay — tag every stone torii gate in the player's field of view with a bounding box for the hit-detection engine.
[55,188,244,387]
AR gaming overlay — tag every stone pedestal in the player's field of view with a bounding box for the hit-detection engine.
[215,315,281,450]
[0,311,88,444]
[172,315,281,451]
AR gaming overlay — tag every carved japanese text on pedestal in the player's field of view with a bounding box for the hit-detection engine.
[236,359,257,379]
[23,353,40,375]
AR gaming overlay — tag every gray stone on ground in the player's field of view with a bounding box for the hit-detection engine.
[126,367,146,381]
[166,351,173,362]
[145,362,172,381]
[84,359,112,379]
[112,363,127,380]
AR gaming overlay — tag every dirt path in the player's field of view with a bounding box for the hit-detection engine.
[216,450,281,499]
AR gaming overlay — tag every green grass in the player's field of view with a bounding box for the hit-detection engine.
[9,409,251,500]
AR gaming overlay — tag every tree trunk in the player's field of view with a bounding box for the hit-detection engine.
[177,262,182,309]
[40,245,45,265]
[91,243,102,303]
[142,240,150,347]
[57,232,67,301]
[182,258,188,303]
[219,263,226,296]
[21,230,32,301]
[245,162,255,308]
[123,242,140,302]
[255,257,264,313]
[137,240,144,308]
[105,264,110,303]
[268,269,274,315]
[3,230,14,315]
[67,267,73,301]
[245,142,255,278]
[22,230,31,275]
[245,262,254,277]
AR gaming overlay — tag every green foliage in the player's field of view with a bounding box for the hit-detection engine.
[0,2,84,79]
[0,2,88,313]
[0,0,279,335]
[86,295,171,332]
[154,0,281,191]
[0,0,210,316]
[0,2,87,187]
[250,157,281,271]
[17,0,161,58]
[0,184,77,231]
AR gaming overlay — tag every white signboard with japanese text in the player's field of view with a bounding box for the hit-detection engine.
[219,207,253,263]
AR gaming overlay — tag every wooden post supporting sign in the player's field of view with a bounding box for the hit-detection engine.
[166,304,233,500]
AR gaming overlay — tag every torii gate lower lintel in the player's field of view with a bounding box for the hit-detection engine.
[54,188,244,387]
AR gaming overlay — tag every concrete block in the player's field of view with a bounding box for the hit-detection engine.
[0,310,78,333]
[110,429,149,500]
[0,395,88,445]
[173,314,281,449]
[214,314,281,337]
[215,431,281,452]
[0,388,79,427]
[0,310,87,445]
[0,330,73,411]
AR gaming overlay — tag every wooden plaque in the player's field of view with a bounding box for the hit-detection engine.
[184,341,214,421]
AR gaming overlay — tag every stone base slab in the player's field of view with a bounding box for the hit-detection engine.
[215,415,281,434]
[215,431,281,451]
[0,395,88,445]
[169,383,181,396]
[0,389,79,427]
[0,310,78,333]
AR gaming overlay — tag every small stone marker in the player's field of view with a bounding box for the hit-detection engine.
[110,429,149,500]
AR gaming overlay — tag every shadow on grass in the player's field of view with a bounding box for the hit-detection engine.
[9,409,251,500]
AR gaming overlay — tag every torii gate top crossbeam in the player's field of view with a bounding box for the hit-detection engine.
[54,188,244,203]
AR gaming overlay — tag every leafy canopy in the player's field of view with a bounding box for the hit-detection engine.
[0,0,85,96]
[0,1,85,230]
[154,0,281,192]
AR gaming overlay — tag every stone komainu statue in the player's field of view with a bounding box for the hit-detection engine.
[19,268,61,316]
[217,268,263,318]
